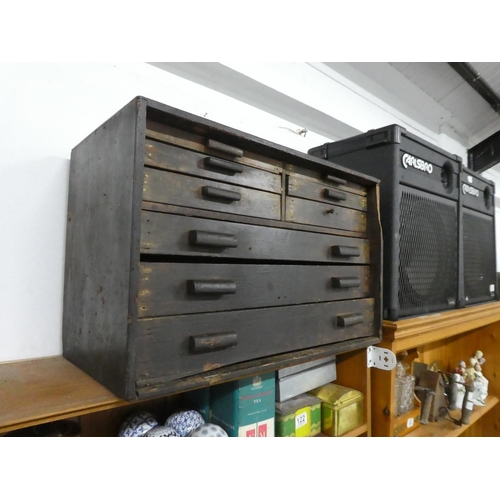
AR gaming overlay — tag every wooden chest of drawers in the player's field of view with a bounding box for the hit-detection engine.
[63,96,382,401]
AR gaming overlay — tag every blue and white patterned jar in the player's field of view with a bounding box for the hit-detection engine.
[118,411,158,437]
[143,425,180,437]
[188,423,228,437]
[165,410,205,437]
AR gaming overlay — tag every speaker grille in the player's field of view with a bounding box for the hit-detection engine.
[398,190,457,315]
[463,209,496,305]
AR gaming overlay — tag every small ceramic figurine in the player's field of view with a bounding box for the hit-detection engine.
[466,351,488,407]
[455,360,467,378]
[448,373,466,410]
[469,350,486,370]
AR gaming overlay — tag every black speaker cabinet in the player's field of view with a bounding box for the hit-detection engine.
[460,166,498,307]
[309,124,462,321]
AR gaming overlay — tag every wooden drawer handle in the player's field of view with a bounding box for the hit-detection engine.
[207,139,243,158]
[189,332,238,353]
[323,188,347,202]
[325,174,347,186]
[331,245,361,257]
[189,230,238,248]
[202,185,241,202]
[187,280,237,295]
[331,277,361,289]
[336,313,364,327]
[204,157,244,175]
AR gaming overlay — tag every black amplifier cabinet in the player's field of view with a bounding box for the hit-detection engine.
[309,124,462,321]
[460,166,498,307]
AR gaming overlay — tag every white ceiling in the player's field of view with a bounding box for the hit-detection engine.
[150,62,500,173]
[388,62,500,143]
[470,62,500,96]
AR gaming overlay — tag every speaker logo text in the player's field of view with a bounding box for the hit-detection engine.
[462,183,479,197]
[402,153,434,174]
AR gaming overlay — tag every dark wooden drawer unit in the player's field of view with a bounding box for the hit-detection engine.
[63,96,382,400]
[138,262,372,317]
[135,298,376,393]
[140,211,371,263]
[143,168,281,220]
[144,139,282,193]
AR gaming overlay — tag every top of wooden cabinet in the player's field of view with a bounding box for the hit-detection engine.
[382,301,500,352]
[79,95,381,189]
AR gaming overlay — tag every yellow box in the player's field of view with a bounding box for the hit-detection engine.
[275,393,322,437]
[309,383,364,436]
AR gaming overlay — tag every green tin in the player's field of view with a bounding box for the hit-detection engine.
[211,372,275,437]
[275,393,322,437]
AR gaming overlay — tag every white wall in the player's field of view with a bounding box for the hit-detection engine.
[0,62,334,364]
[0,62,492,364]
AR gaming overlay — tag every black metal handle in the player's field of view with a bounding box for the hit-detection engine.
[365,128,399,148]
[189,332,238,353]
[336,313,364,327]
[331,245,361,257]
[207,139,243,158]
[323,188,347,202]
[202,185,241,202]
[204,157,244,175]
[187,280,237,295]
[188,230,238,248]
[331,277,361,289]
[325,174,347,186]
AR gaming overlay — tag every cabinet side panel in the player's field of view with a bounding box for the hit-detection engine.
[63,98,141,400]
[366,183,383,341]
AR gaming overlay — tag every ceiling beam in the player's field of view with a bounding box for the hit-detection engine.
[448,62,500,114]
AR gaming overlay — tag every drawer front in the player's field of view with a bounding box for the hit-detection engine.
[141,211,370,264]
[135,298,375,384]
[146,119,282,174]
[143,168,281,220]
[285,196,366,233]
[285,163,368,196]
[145,139,282,194]
[287,174,367,212]
[138,262,371,317]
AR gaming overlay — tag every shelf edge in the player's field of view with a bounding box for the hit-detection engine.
[405,395,499,437]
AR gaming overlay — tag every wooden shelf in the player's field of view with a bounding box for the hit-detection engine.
[314,423,368,437]
[406,395,499,437]
[381,301,500,352]
[371,302,500,437]
[0,356,127,434]
[341,423,368,437]
[1,347,372,437]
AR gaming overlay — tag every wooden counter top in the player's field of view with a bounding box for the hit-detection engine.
[0,356,126,433]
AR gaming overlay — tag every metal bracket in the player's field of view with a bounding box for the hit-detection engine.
[367,346,397,370]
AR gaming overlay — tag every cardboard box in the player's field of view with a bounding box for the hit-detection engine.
[309,383,364,436]
[276,356,337,402]
[275,393,322,437]
[276,355,336,379]
[211,373,275,437]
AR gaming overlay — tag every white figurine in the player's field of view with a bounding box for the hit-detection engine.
[469,350,486,370]
[448,373,466,410]
[467,351,488,406]
[455,360,467,378]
